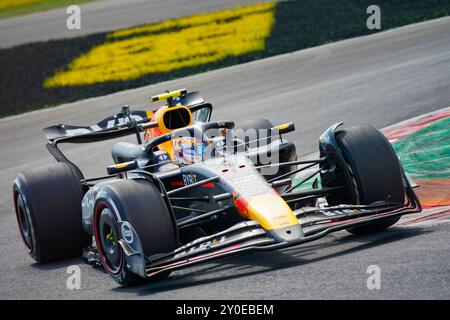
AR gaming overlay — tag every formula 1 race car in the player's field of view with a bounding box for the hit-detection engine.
[13,89,421,286]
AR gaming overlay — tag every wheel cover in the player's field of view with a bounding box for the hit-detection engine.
[15,194,33,251]
[94,203,123,275]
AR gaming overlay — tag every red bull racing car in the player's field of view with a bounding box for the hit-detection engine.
[13,89,421,286]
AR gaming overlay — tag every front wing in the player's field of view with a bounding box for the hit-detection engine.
[144,184,421,277]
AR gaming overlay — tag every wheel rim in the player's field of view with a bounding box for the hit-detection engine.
[15,194,32,251]
[100,216,121,269]
[94,203,123,274]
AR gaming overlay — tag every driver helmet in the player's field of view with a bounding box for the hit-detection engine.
[173,137,206,165]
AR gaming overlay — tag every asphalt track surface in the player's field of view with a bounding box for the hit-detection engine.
[0,17,450,299]
[0,0,268,48]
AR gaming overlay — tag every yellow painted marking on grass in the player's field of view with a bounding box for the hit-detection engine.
[44,2,276,88]
[0,0,41,10]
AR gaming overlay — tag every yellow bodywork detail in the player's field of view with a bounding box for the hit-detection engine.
[153,105,193,135]
[44,2,276,88]
[145,110,153,119]
[151,89,187,103]
[159,141,175,159]
[146,105,193,158]
[246,194,299,230]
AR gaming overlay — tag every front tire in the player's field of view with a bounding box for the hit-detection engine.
[322,126,405,235]
[94,179,177,286]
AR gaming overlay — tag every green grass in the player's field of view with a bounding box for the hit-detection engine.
[392,117,450,179]
[0,0,449,117]
[0,0,95,19]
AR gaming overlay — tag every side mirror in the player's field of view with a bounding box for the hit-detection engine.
[271,123,295,135]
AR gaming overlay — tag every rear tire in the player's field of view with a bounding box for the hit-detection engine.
[323,126,405,235]
[235,118,297,188]
[94,179,177,286]
[234,118,274,147]
[13,163,90,263]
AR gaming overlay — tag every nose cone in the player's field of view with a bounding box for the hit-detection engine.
[245,194,300,230]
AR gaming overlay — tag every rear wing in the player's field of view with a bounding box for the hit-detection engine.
[44,110,150,142]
